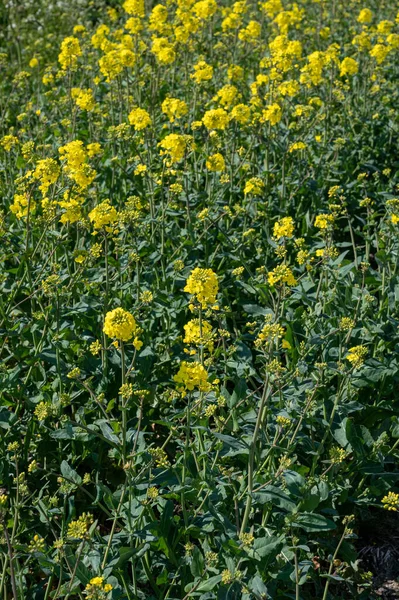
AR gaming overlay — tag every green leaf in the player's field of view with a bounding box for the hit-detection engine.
[253,486,297,513]
[60,460,82,486]
[293,513,336,532]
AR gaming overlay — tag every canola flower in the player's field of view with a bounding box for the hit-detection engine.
[103,308,138,342]
[184,268,219,308]
[273,216,294,240]
[381,491,399,511]
[1,0,399,597]
[174,361,211,393]
[346,345,368,368]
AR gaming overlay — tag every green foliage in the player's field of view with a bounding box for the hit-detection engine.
[0,0,399,598]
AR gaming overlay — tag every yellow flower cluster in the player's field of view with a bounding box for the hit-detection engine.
[159,133,188,164]
[32,158,60,194]
[67,513,93,539]
[314,214,334,229]
[174,361,211,393]
[85,576,113,598]
[59,140,96,189]
[184,267,219,308]
[71,88,96,111]
[128,107,152,130]
[183,319,214,350]
[346,345,367,368]
[202,108,230,130]
[255,320,285,348]
[273,217,294,240]
[381,491,399,511]
[161,97,188,122]
[206,153,225,172]
[58,36,82,70]
[10,193,35,219]
[88,200,118,231]
[244,178,264,196]
[191,60,213,84]
[103,307,138,342]
[268,264,296,287]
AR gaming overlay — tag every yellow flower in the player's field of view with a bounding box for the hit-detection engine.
[357,8,373,24]
[184,319,214,349]
[340,57,358,77]
[161,97,188,122]
[193,0,218,19]
[261,103,282,126]
[103,308,138,342]
[230,103,251,125]
[58,36,82,70]
[87,143,102,157]
[244,178,264,196]
[128,107,152,130]
[238,20,261,42]
[174,361,211,392]
[89,200,118,231]
[10,193,35,219]
[158,133,188,163]
[273,217,294,240]
[314,214,334,229]
[184,267,219,308]
[59,140,96,189]
[67,513,93,540]
[289,141,306,153]
[346,345,367,368]
[268,264,297,287]
[381,491,399,511]
[123,0,145,17]
[1,135,19,151]
[202,108,230,131]
[71,88,96,111]
[206,153,225,172]
[191,60,213,84]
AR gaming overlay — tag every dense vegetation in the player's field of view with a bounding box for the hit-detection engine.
[1,0,399,598]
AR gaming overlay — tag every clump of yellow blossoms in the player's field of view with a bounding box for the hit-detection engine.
[268,264,297,287]
[184,267,219,308]
[340,57,358,77]
[184,319,214,350]
[32,158,60,194]
[381,491,399,511]
[85,576,113,598]
[202,108,230,130]
[58,36,82,70]
[255,317,285,348]
[71,88,96,111]
[67,513,93,539]
[10,193,35,219]
[191,60,213,84]
[159,133,188,164]
[206,153,225,172]
[162,97,188,122]
[346,345,367,368]
[1,135,18,151]
[273,217,294,240]
[244,178,264,196]
[123,0,145,17]
[88,200,118,232]
[314,214,334,229]
[103,308,138,342]
[261,103,282,125]
[59,140,96,189]
[128,107,152,130]
[174,361,211,393]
